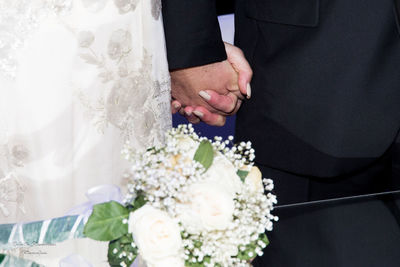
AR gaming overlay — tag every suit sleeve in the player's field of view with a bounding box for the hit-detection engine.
[162,0,227,70]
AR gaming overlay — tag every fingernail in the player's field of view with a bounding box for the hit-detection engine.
[185,110,192,116]
[173,103,181,109]
[246,83,251,99]
[199,91,211,101]
[193,110,204,118]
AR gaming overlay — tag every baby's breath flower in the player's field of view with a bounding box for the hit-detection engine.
[118,124,276,266]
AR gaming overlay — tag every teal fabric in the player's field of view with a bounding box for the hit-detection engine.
[0,215,85,250]
[22,221,42,245]
[0,224,13,246]
[43,215,79,244]
[0,254,43,267]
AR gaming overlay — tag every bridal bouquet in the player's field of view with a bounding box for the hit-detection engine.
[84,125,277,267]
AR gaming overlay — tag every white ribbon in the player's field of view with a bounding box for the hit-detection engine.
[65,184,123,222]
[59,184,124,267]
[38,219,51,244]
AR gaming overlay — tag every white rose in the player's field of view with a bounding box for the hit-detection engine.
[128,205,183,266]
[178,182,235,233]
[245,166,264,194]
[176,136,198,159]
[204,154,242,197]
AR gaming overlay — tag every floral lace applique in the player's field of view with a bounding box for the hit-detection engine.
[113,0,161,20]
[0,0,162,79]
[0,140,29,218]
[76,29,171,149]
[113,0,139,14]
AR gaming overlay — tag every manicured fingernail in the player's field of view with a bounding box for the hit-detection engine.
[173,102,181,109]
[193,110,204,118]
[246,83,251,99]
[199,90,211,101]
[185,110,192,116]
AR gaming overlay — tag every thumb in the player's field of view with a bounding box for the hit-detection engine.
[224,42,253,98]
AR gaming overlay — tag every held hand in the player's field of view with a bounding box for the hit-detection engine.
[224,42,253,98]
[171,100,229,126]
[170,60,241,114]
[172,43,252,126]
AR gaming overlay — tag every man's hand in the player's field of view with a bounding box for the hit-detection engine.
[171,43,252,126]
[170,59,242,114]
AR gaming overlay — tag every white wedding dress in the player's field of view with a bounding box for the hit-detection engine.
[0,0,171,265]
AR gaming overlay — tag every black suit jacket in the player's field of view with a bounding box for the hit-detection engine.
[163,4,400,266]
[162,0,400,178]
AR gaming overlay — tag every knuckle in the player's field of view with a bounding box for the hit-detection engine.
[225,100,237,114]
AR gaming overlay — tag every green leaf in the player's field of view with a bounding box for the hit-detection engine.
[108,234,137,267]
[193,240,202,248]
[237,170,249,182]
[126,194,147,213]
[260,233,270,247]
[146,146,156,152]
[84,201,129,241]
[132,194,147,211]
[185,261,204,267]
[237,233,269,261]
[193,140,214,171]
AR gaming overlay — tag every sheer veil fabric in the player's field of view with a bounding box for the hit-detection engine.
[0,0,171,265]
